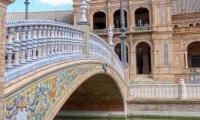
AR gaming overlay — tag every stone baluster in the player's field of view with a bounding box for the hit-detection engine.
[77,31,81,53]
[26,26,33,63]
[6,28,14,71]
[54,27,58,55]
[47,26,51,57]
[66,29,69,53]
[74,30,77,53]
[71,30,74,53]
[75,31,78,53]
[37,26,43,59]
[51,26,55,56]
[13,27,21,68]
[32,25,38,61]
[21,26,27,65]
[80,32,83,53]
[69,29,72,54]
[64,28,67,54]
[42,26,47,58]
[61,28,65,54]
[58,27,62,54]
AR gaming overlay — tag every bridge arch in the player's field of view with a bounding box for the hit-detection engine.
[52,73,126,119]
[4,59,126,120]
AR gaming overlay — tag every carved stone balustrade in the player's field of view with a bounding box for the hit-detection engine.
[89,32,125,80]
[129,79,200,99]
[5,20,84,83]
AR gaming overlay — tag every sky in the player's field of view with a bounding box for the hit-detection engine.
[6,0,73,13]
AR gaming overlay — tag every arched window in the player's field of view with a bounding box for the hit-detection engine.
[135,8,149,26]
[187,42,200,67]
[93,12,106,30]
[113,10,127,28]
[196,23,200,27]
[189,24,194,27]
[174,25,178,28]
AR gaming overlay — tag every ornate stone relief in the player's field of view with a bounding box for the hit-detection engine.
[164,44,169,65]
[161,3,167,24]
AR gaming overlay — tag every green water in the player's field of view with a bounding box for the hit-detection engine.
[54,116,198,120]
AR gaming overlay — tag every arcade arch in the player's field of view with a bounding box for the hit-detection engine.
[113,9,127,28]
[135,8,150,26]
[187,42,200,67]
[93,12,106,30]
[136,42,151,74]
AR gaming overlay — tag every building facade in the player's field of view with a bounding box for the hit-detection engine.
[73,0,200,83]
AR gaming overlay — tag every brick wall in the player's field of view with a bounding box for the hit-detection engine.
[0,0,13,119]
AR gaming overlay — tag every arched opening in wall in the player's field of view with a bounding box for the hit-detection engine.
[174,25,178,29]
[135,8,149,27]
[113,10,127,28]
[115,43,128,63]
[93,12,106,30]
[54,74,124,119]
[136,42,151,74]
[189,24,194,27]
[187,42,200,68]
[196,23,200,27]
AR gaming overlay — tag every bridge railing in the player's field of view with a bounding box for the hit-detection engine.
[114,53,125,79]
[89,32,124,79]
[89,33,111,64]
[129,79,200,99]
[5,20,84,83]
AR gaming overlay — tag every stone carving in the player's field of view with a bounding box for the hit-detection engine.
[164,44,169,65]
[195,68,200,73]
[161,4,167,24]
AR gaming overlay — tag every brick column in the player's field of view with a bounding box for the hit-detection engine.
[0,0,14,119]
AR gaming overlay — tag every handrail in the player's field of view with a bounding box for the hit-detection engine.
[91,26,152,35]
[5,20,84,83]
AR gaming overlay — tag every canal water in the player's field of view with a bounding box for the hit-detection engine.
[54,116,197,120]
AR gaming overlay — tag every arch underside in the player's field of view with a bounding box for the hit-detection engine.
[59,74,124,112]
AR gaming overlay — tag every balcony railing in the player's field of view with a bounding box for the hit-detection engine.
[91,26,152,35]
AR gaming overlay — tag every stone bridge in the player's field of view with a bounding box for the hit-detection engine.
[4,20,126,120]
[2,0,200,119]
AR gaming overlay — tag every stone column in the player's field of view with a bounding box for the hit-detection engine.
[51,26,55,56]
[184,51,188,68]
[37,26,43,59]
[0,1,14,118]
[129,1,133,28]
[142,47,150,74]
[42,26,47,58]
[6,28,14,71]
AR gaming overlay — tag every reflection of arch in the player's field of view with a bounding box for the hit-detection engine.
[135,7,150,26]
[93,11,106,30]
[113,9,127,28]
[114,43,129,63]
[187,42,200,68]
